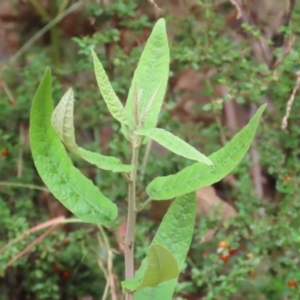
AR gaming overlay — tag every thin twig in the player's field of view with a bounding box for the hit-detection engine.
[98,226,118,300]
[28,0,51,21]
[281,71,300,130]
[1,81,15,105]
[10,1,84,63]
[0,181,49,192]
[147,0,162,12]
[229,0,242,19]
[57,0,70,16]
[136,197,152,213]
[6,226,58,267]
[250,144,263,199]
[0,217,85,255]
[271,35,295,70]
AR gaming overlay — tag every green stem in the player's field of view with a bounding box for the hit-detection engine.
[28,0,50,21]
[136,197,152,213]
[50,25,61,65]
[140,139,152,182]
[57,0,69,15]
[124,137,140,300]
[50,3,61,65]
[101,282,110,300]
[10,1,84,63]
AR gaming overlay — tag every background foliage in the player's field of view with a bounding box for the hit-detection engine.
[0,0,299,299]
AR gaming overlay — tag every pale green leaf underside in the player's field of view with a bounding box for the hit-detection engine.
[146,104,266,200]
[121,18,169,141]
[51,88,79,153]
[51,88,132,173]
[134,193,196,299]
[135,128,213,166]
[30,68,118,224]
[92,49,128,125]
[122,244,179,292]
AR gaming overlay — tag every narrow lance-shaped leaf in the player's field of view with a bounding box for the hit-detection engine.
[121,18,169,141]
[92,49,128,125]
[30,68,118,224]
[122,244,179,292]
[146,104,266,200]
[132,192,196,299]
[135,128,213,166]
[51,88,132,173]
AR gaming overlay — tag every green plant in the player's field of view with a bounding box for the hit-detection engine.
[29,18,265,300]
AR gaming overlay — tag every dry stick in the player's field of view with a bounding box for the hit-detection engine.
[1,81,15,105]
[0,216,86,255]
[97,231,110,300]
[98,226,118,300]
[229,0,243,19]
[10,0,84,63]
[6,225,58,267]
[243,6,270,66]
[250,144,264,199]
[0,217,65,255]
[147,0,162,12]
[270,0,296,69]
[229,0,269,66]
[271,35,295,70]
[281,71,300,130]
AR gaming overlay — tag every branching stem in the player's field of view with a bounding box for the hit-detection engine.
[136,197,152,213]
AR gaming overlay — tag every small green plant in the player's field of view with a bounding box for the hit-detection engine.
[29,18,266,299]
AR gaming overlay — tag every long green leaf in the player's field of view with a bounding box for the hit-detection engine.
[146,104,266,200]
[135,128,213,166]
[92,49,128,125]
[121,18,169,140]
[122,244,179,292]
[133,192,196,299]
[51,88,132,173]
[30,68,118,224]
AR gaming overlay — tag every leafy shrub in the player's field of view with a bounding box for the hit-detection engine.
[0,0,299,299]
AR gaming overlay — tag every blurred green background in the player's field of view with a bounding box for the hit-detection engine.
[0,0,300,299]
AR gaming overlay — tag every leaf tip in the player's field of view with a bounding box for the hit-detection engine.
[261,103,267,111]
[67,87,74,97]
[156,18,166,27]
[45,67,51,74]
